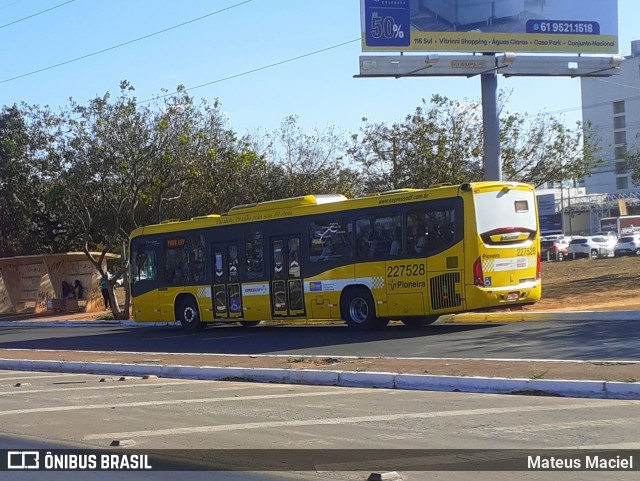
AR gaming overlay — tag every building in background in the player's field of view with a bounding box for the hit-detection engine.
[581,40,640,195]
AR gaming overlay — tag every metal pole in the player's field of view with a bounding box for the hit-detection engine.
[481,54,501,181]
[560,184,565,235]
[568,185,573,235]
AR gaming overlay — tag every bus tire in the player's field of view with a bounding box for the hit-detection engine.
[239,321,261,327]
[341,287,379,331]
[177,297,204,332]
[401,316,439,328]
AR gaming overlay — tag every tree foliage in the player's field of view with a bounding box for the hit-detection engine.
[349,96,484,192]
[0,104,67,256]
[349,94,599,191]
[256,115,359,198]
[626,144,640,187]
[501,115,601,188]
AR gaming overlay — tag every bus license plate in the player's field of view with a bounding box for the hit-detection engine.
[507,292,519,301]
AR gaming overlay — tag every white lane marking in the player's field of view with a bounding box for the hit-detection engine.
[0,382,255,396]
[0,373,94,382]
[491,418,633,433]
[570,442,640,449]
[83,400,640,440]
[0,390,359,417]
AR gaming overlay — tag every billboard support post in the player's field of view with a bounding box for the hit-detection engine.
[358,0,620,181]
[481,54,501,181]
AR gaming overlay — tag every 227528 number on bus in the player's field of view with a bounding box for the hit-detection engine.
[386,264,426,277]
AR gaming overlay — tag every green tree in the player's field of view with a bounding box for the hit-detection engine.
[33,82,267,318]
[348,95,600,192]
[37,82,202,318]
[259,115,359,198]
[0,105,66,257]
[348,95,484,193]
[626,143,640,187]
[501,115,601,188]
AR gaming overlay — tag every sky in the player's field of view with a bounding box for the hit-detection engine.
[0,0,637,138]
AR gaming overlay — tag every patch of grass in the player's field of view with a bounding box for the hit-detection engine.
[529,369,549,380]
[317,357,341,365]
[621,377,640,383]
[286,357,306,364]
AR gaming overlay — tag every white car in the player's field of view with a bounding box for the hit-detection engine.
[567,236,614,259]
[614,234,640,257]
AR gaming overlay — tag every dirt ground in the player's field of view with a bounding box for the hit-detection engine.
[532,255,640,312]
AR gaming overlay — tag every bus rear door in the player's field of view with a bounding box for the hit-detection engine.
[212,243,243,319]
[270,236,305,318]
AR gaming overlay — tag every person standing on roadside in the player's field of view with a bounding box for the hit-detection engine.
[101,275,111,310]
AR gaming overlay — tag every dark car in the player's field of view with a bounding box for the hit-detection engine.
[540,238,569,261]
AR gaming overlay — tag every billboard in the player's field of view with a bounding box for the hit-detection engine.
[361,0,618,53]
[536,193,556,216]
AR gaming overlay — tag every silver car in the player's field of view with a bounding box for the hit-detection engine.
[614,234,640,257]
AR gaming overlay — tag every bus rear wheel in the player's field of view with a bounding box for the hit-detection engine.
[341,287,380,331]
[239,321,261,327]
[401,316,439,328]
[178,297,204,332]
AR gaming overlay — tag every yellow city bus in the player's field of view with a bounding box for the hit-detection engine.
[129,181,541,331]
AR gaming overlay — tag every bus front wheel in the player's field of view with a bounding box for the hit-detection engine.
[401,316,439,328]
[178,297,204,332]
[341,287,380,331]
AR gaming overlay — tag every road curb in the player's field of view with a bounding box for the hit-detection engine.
[1,358,637,400]
[439,310,640,323]
[0,320,176,328]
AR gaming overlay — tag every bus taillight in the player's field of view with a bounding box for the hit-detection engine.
[473,257,484,286]
[536,253,541,280]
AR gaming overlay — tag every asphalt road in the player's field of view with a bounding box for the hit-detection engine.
[1,369,639,481]
[0,318,639,360]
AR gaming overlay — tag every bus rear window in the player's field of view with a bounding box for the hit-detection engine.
[474,189,537,244]
[514,200,529,213]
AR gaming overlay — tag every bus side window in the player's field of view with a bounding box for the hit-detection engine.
[406,214,419,255]
[406,208,457,256]
[309,218,352,262]
[164,238,189,284]
[355,219,372,259]
[356,215,401,259]
[190,235,206,283]
[389,226,402,256]
[132,246,157,283]
[245,230,263,279]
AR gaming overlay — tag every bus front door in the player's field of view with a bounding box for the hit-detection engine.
[270,236,305,317]
[212,243,243,319]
